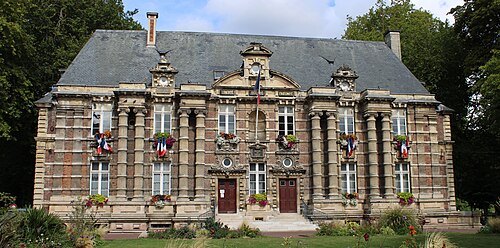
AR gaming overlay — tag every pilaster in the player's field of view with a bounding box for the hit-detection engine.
[194,109,207,201]
[310,111,324,199]
[381,113,394,197]
[117,107,129,199]
[326,112,339,198]
[365,113,380,198]
[133,107,146,199]
[177,108,190,201]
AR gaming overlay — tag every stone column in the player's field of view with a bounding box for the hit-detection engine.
[194,109,206,201]
[310,112,324,199]
[365,113,380,198]
[133,107,146,199]
[33,107,49,207]
[326,112,339,198]
[381,113,394,197]
[117,107,129,199]
[177,108,190,201]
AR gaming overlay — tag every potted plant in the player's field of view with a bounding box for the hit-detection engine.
[248,193,269,207]
[394,135,410,158]
[154,132,176,157]
[216,132,241,150]
[339,133,357,157]
[276,134,297,149]
[94,130,113,155]
[341,192,359,206]
[83,194,108,208]
[150,194,171,209]
[397,192,415,206]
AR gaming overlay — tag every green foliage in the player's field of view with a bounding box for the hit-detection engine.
[380,226,397,235]
[0,211,22,248]
[380,207,419,235]
[484,218,500,233]
[0,192,16,214]
[316,221,361,236]
[235,223,261,238]
[67,198,108,247]
[18,208,71,247]
[203,217,230,239]
[456,198,472,211]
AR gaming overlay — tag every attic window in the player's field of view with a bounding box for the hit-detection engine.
[214,71,225,80]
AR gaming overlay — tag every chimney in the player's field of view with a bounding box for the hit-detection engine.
[147,12,158,47]
[384,30,401,61]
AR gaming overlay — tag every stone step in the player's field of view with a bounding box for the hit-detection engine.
[215,213,318,231]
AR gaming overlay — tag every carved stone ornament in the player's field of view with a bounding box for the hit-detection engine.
[150,50,178,88]
[212,154,244,171]
[248,143,267,162]
[216,132,240,151]
[331,64,358,92]
[272,154,302,172]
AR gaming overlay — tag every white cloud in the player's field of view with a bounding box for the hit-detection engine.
[124,0,464,38]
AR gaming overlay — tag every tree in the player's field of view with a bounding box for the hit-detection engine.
[0,0,142,206]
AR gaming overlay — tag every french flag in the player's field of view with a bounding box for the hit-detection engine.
[157,137,167,157]
[254,69,261,105]
[96,133,112,154]
[401,138,409,158]
[347,137,356,157]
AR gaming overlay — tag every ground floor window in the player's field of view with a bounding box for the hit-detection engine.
[395,163,410,192]
[90,162,109,196]
[249,163,266,194]
[341,163,356,193]
[153,162,171,195]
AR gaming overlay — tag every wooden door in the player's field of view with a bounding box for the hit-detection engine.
[218,179,237,213]
[279,178,297,213]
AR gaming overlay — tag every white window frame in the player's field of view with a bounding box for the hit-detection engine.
[278,106,295,135]
[392,109,407,135]
[341,163,357,193]
[249,163,266,195]
[152,162,171,195]
[339,108,355,134]
[92,103,112,134]
[154,104,172,133]
[90,162,109,196]
[218,104,236,134]
[395,163,411,193]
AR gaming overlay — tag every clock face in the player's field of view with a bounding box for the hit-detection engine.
[340,80,350,91]
[251,64,260,75]
[159,76,168,86]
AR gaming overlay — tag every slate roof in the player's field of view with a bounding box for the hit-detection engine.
[57,30,429,94]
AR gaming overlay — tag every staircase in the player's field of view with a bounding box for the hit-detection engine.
[216,213,318,232]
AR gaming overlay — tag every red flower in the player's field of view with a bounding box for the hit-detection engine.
[363,233,369,241]
[409,225,417,236]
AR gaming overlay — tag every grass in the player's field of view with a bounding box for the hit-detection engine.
[101,233,500,248]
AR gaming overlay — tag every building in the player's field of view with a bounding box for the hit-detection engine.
[33,12,474,231]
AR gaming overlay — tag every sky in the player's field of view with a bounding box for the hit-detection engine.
[122,0,464,38]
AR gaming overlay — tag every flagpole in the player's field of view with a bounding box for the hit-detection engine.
[255,71,260,141]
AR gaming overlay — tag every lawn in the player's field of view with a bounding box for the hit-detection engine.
[102,233,500,248]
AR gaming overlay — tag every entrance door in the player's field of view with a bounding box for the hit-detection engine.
[218,179,237,213]
[279,178,297,213]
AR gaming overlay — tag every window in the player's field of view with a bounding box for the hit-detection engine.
[213,71,225,80]
[90,162,109,196]
[395,163,410,192]
[392,109,407,135]
[278,106,295,135]
[219,105,235,134]
[249,163,266,195]
[154,104,172,133]
[339,108,355,134]
[92,104,112,134]
[152,162,171,195]
[341,163,356,193]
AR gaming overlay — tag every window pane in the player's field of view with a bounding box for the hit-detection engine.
[163,163,170,172]
[154,163,160,171]
[250,164,256,171]
[102,112,111,131]
[163,173,170,194]
[91,163,99,171]
[102,163,109,171]
[349,164,355,171]
[341,174,347,192]
[339,119,346,134]
[341,164,346,171]
[349,174,356,192]
[279,107,284,113]
[396,175,401,192]
[258,164,264,171]
[153,174,160,194]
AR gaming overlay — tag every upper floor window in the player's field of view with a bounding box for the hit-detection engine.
[154,104,172,133]
[395,163,410,192]
[152,162,171,195]
[92,103,112,134]
[278,106,295,135]
[219,105,235,134]
[339,108,355,134]
[341,163,357,193]
[90,162,109,196]
[392,109,407,135]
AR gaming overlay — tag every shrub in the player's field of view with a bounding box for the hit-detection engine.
[380,226,396,235]
[486,217,500,233]
[236,223,261,238]
[0,192,16,214]
[148,226,196,239]
[174,226,196,239]
[203,217,229,239]
[422,232,457,248]
[379,207,419,235]
[0,211,22,248]
[18,208,72,247]
[316,221,360,236]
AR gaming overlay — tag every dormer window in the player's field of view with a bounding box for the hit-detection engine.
[213,71,226,80]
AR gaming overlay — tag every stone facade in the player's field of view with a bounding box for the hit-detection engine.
[33,13,477,232]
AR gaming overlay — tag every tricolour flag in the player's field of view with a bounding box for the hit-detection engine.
[400,137,409,158]
[96,133,112,154]
[254,69,261,105]
[157,137,167,157]
[347,137,356,157]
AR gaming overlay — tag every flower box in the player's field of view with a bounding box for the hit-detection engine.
[216,132,240,150]
[276,134,297,150]
[248,193,269,207]
[150,194,172,209]
[153,132,176,157]
[341,192,358,206]
[397,192,415,206]
[393,135,410,159]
